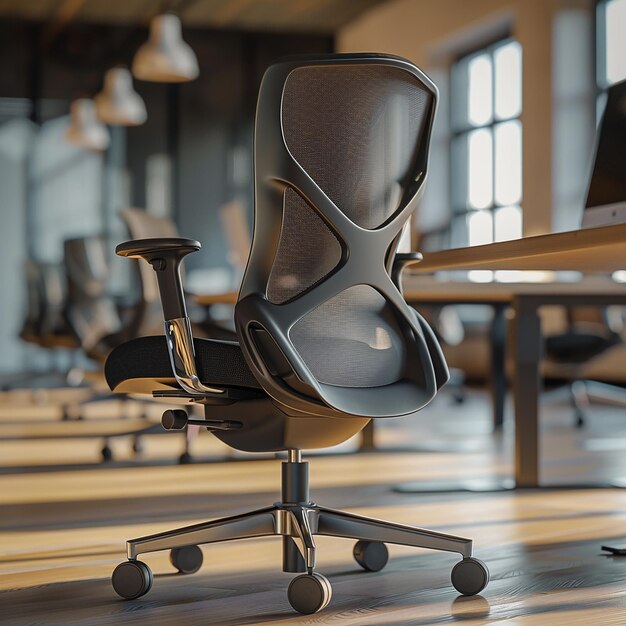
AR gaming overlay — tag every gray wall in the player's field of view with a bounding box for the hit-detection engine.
[0,120,31,373]
[0,19,332,373]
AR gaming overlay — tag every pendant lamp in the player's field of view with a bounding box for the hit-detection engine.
[132,14,199,83]
[65,98,110,151]
[95,67,147,126]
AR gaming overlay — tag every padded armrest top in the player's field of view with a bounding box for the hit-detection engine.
[116,238,201,258]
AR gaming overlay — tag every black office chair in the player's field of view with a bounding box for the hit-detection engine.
[106,53,489,615]
[63,235,167,460]
[545,306,624,427]
[64,235,125,361]
[19,260,48,348]
[19,260,79,353]
[6,260,82,398]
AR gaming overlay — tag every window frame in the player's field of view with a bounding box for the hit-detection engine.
[595,0,626,90]
[595,0,607,90]
[448,36,523,249]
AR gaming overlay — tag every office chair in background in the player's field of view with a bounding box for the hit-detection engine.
[17,259,80,364]
[19,260,78,354]
[63,235,168,460]
[9,260,86,413]
[545,305,625,427]
[121,207,237,342]
[64,236,124,362]
[106,54,489,615]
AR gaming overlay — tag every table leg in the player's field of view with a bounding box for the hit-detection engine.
[489,304,507,429]
[510,297,542,488]
[359,421,376,451]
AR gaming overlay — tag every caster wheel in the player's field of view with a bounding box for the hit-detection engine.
[170,545,203,574]
[451,557,489,596]
[112,560,153,599]
[178,452,192,464]
[353,540,388,572]
[101,446,113,462]
[575,411,586,428]
[288,573,332,615]
[452,391,466,405]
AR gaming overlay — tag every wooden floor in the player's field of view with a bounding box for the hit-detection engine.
[1,387,626,625]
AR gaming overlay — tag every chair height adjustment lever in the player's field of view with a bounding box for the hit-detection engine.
[161,409,242,431]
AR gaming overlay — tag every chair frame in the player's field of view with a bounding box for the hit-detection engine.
[236,53,448,420]
[110,53,489,615]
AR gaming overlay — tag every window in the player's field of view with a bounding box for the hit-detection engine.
[597,0,626,88]
[449,39,523,253]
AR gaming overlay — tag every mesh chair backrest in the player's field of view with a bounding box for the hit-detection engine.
[282,64,429,231]
[64,236,121,349]
[21,260,44,336]
[38,262,67,337]
[120,208,178,303]
[236,54,446,419]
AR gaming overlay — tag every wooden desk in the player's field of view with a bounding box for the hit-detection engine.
[402,223,626,488]
[401,277,626,488]
[410,223,626,274]
[194,291,238,306]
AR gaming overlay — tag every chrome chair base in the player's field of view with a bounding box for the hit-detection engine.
[111,454,488,614]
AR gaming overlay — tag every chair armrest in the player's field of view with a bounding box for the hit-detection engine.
[116,237,200,259]
[116,238,200,321]
[115,237,224,397]
[392,252,423,293]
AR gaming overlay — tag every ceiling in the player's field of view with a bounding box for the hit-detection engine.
[0,0,390,34]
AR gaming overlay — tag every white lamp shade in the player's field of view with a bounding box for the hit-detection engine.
[95,67,147,126]
[132,14,199,83]
[65,98,110,151]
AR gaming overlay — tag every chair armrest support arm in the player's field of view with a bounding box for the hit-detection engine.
[116,238,200,321]
[115,237,223,397]
[392,252,423,293]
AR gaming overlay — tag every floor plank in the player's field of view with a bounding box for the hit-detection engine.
[2,388,626,624]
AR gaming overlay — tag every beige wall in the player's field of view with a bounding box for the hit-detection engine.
[337,0,595,237]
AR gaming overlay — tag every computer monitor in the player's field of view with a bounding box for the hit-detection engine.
[582,79,626,228]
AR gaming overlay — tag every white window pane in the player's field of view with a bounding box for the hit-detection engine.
[494,120,522,206]
[468,54,493,125]
[468,270,494,282]
[606,0,626,85]
[494,41,522,118]
[468,128,493,209]
[468,210,493,246]
[494,205,522,242]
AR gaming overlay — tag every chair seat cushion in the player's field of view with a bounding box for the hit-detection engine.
[545,331,620,364]
[105,335,262,391]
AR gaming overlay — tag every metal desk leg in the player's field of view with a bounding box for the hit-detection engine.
[511,297,541,488]
[395,298,540,493]
[489,304,507,430]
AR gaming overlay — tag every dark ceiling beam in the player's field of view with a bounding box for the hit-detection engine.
[42,0,87,47]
